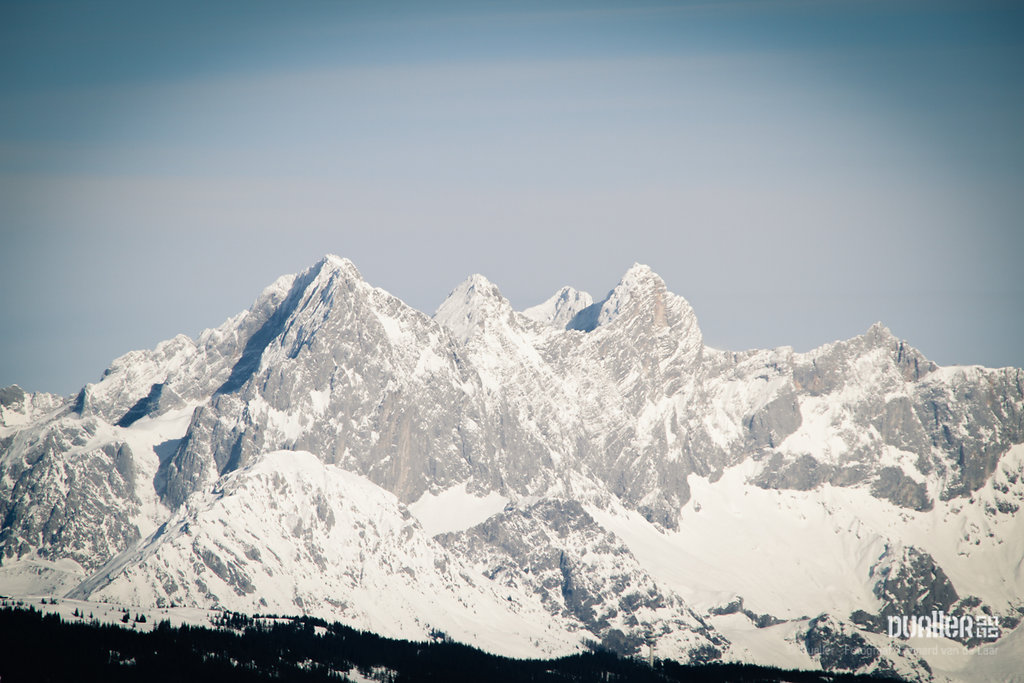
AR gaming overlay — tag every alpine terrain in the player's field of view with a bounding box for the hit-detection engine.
[2,255,1022,682]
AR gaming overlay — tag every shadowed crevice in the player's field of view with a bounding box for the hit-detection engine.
[215,261,323,395]
[116,383,164,428]
[566,299,604,332]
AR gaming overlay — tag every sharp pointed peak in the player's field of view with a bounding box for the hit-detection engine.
[536,285,592,306]
[568,262,699,340]
[862,321,899,346]
[624,262,657,276]
[434,272,514,342]
[615,263,665,291]
[867,320,892,335]
[317,254,362,279]
[442,273,508,303]
[463,272,498,288]
[0,384,27,406]
[522,286,594,328]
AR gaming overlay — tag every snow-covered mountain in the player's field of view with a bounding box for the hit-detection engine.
[2,255,1022,682]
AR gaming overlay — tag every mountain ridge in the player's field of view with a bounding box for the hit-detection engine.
[2,254,1022,682]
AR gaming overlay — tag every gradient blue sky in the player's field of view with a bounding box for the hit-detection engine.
[2,0,1022,396]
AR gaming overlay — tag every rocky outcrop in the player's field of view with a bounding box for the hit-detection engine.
[436,499,725,661]
[801,614,932,682]
[0,418,140,572]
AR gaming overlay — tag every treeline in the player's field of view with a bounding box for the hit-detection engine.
[0,605,900,682]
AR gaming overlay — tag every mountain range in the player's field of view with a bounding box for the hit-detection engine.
[2,255,1022,682]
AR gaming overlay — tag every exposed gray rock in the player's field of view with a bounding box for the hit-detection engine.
[116,382,164,428]
[753,454,833,491]
[871,545,959,619]
[0,385,26,406]
[915,367,1024,500]
[198,545,256,596]
[437,498,725,662]
[129,257,1024,530]
[746,387,802,449]
[802,614,932,681]
[875,396,933,465]
[708,596,784,628]
[803,614,885,672]
[72,266,309,426]
[852,544,1014,648]
[0,419,140,572]
[0,386,65,428]
[871,467,932,511]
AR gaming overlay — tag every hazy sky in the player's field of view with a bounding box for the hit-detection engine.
[2,0,1022,396]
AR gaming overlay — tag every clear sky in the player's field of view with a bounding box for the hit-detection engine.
[2,0,1022,396]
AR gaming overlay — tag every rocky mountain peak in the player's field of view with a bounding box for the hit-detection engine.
[446,273,504,301]
[600,263,672,325]
[568,264,701,347]
[861,321,899,350]
[521,286,594,329]
[433,273,515,345]
[0,384,26,407]
[857,322,937,382]
[318,253,362,279]
[295,254,369,310]
[620,261,661,286]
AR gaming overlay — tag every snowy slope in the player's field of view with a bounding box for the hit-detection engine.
[79,450,584,658]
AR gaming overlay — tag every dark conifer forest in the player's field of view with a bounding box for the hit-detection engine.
[0,605,902,682]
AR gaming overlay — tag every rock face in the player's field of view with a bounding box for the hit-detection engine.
[801,614,933,682]
[436,499,725,661]
[0,417,141,573]
[871,545,960,620]
[1,254,1022,681]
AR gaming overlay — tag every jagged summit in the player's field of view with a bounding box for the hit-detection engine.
[320,253,359,273]
[431,263,703,360]
[566,262,700,345]
[443,273,505,302]
[522,286,594,329]
[0,384,25,404]
[867,320,891,336]
[598,262,665,305]
[433,273,515,345]
[305,253,366,296]
[620,261,660,284]
[593,262,674,327]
